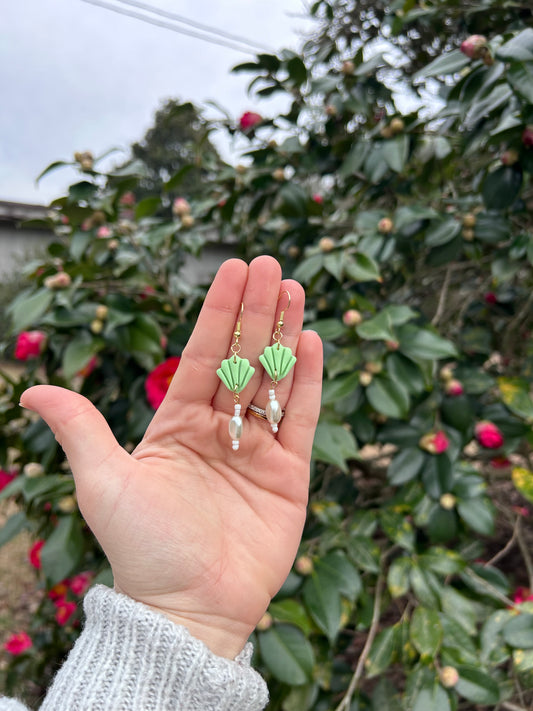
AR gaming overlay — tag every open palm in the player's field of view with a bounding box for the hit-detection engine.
[21,257,323,658]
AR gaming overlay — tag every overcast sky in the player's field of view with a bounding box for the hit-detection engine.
[1,0,313,205]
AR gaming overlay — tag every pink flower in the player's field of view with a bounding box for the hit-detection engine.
[172,197,190,217]
[14,330,46,360]
[475,420,504,449]
[119,191,136,206]
[3,632,32,655]
[513,587,533,604]
[145,357,181,409]
[55,600,77,626]
[239,111,262,132]
[69,572,92,596]
[28,539,45,569]
[460,35,488,59]
[44,271,71,289]
[419,430,450,454]
[445,379,464,396]
[312,194,324,204]
[97,225,112,239]
[0,470,16,492]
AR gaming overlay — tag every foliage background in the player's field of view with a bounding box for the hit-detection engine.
[2,0,533,709]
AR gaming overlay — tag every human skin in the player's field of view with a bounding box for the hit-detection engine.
[20,256,323,659]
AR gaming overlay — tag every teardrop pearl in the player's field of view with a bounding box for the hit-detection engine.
[266,388,282,433]
[229,403,242,450]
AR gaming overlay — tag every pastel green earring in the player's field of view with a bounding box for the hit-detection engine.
[259,291,296,433]
[217,303,255,450]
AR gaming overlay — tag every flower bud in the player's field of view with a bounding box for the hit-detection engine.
[97,226,112,239]
[343,309,362,326]
[287,246,301,258]
[419,430,450,454]
[181,214,195,228]
[462,228,475,242]
[256,612,273,631]
[325,104,338,117]
[460,35,488,60]
[318,237,335,253]
[23,462,44,478]
[57,495,77,513]
[239,111,262,132]
[439,493,457,510]
[386,339,400,351]
[272,168,286,182]
[445,379,464,396]
[359,371,373,387]
[390,117,405,134]
[95,305,108,320]
[295,556,314,576]
[341,60,355,75]
[522,126,533,148]
[501,149,519,166]
[462,213,476,228]
[365,361,382,375]
[440,666,459,688]
[108,239,119,251]
[380,125,394,139]
[44,271,72,289]
[90,319,104,335]
[378,217,394,234]
[475,420,504,449]
[172,197,191,217]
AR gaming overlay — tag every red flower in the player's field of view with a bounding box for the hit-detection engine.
[522,126,533,148]
[69,572,92,596]
[48,580,69,602]
[490,456,511,469]
[513,587,533,604]
[3,632,32,655]
[239,111,262,132]
[475,420,504,449]
[55,601,77,626]
[145,357,181,409]
[419,430,450,454]
[484,292,497,305]
[77,355,97,378]
[0,470,16,492]
[312,194,324,204]
[14,331,46,360]
[28,539,45,569]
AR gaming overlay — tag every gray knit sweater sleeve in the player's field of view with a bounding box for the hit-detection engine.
[0,585,268,711]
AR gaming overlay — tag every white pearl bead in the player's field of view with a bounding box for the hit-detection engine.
[266,389,282,433]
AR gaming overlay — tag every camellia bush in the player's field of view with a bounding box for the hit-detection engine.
[2,0,533,708]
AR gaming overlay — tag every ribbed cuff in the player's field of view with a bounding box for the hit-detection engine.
[40,585,268,711]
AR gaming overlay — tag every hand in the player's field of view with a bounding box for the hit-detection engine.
[20,256,323,658]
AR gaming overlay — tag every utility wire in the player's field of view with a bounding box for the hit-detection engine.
[80,0,272,54]
[108,0,273,52]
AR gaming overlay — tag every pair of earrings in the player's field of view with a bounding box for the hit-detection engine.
[216,293,296,450]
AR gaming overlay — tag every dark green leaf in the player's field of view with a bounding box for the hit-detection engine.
[268,599,312,635]
[457,497,495,535]
[0,512,28,548]
[382,135,409,173]
[421,455,453,500]
[258,624,314,685]
[41,515,84,585]
[410,607,442,657]
[62,334,102,379]
[312,421,358,472]
[366,626,398,678]
[454,666,500,705]
[387,447,426,486]
[496,29,533,62]
[388,556,412,598]
[425,219,461,248]
[344,253,381,282]
[8,289,54,332]
[398,325,458,361]
[303,567,343,641]
[366,376,410,419]
[135,196,161,220]
[414,49,469,79]
[503,614,533,648]
[482,166,523,210]
[314,550,362,602]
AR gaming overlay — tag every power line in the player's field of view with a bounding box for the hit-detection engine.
[80,0,272,55]
[109,0,273,52]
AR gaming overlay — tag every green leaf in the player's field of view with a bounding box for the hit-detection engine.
[302,567,343,642]
[480,609,515,664]
[312,421,358,472]
[414,49,469,79]
[314,550,362,602]
[0,512,28,548]
[410,607,442,657]
[496,29,533,62]
[412,680,451,711]
[382,135,409,173]
[70,229,92,261]
[366,376,410,419]
[398,324,458,361]
[306,318,345,341]
[503,614,533,649]
[344,253,382,282]
[347,537,381,573]
[474,212,510,243]
[508,61,533,103]
[356,311,395,342]
[41,515,85,585]
[498,377,533,421]
[482,166,523,210]
[512,467,533,504]
[287,56,307,85]
[388,447,426,485]
[164,165,193,191]
[388,556,412,598]
[366,626,398,678]
[457,497,495,535]
[62,334,102,379]
[135,196,161,220]
[258,624,314,685]
[454,666,500,705]
[322,372,360,405]
[421,455,453,500]
[425,218,461,248]
[410,566,440,608]
[268,599,312,635]
[8,288,54,332]
[36,160,71,183]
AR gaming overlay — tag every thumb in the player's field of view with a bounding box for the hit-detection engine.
[20,384,127,488]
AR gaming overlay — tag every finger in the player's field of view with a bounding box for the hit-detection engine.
[277,330,323,459]
[245,278,305,414]
[212,255,282,412]
[19,385,130,509]
[162,258,248,407]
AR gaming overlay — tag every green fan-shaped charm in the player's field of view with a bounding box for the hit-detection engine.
[217,356,255,393]
[259,344,296,383]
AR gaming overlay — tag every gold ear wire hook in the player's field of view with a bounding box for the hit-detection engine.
[278,290,291,325]
[231,302,244,362]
